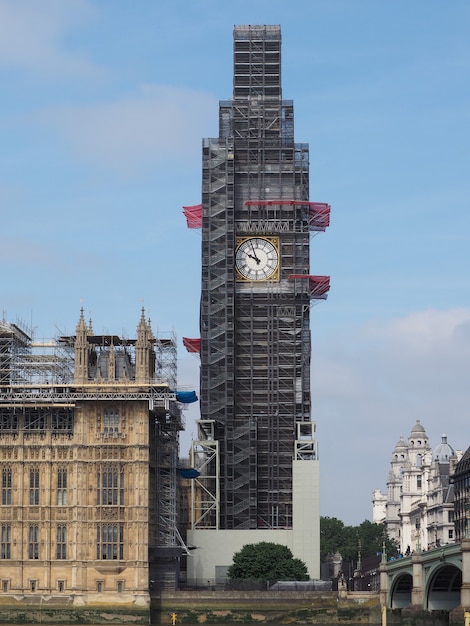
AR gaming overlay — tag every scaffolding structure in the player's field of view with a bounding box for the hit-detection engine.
[1,318,72,387]
[191,25,330,533]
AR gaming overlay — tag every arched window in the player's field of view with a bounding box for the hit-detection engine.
[97,466,124,505]
[29,469,40,505]
[28,525,39,559]
[1,468,11,505]
[1,525,11,559]
[97,524,124,560]
[57,526,67,559]
[104,409,119,435]
[57,468,67,505]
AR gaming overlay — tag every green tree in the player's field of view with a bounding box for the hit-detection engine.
[356,519,398,560]
[320,516,358,561]
[320,516,398,563]
[227,542,309,583]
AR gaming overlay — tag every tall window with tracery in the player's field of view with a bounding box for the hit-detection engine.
[57,469,67,505]
[56,525,66,559]
[97,524,123,560]
[29,469,39,505]
[29,525,39,559]
[104,409,119,435]
[97,467,124,506]
[1,468,11,505]
[1,525,11,559]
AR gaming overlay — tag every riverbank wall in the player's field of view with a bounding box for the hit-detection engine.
[0,591,459,625]
[0,594,149,624]
[151,590,382,624]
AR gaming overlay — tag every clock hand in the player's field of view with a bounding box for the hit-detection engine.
[247,253,261,264]
[250,241,261,263]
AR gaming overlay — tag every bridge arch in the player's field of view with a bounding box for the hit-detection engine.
[426,564,462,610]
[390,572,412,609]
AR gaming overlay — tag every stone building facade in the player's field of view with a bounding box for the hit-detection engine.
[0,310,182,618]
[373,420,461,554]
[452,445,470,542]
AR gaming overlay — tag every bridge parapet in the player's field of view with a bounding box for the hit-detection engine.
[383,543,465,611]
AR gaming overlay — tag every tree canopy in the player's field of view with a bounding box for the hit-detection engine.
[320,516,398,562]
[227,541,309,583]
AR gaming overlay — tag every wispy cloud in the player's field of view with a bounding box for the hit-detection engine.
[0,0,102,79]
[371,309,470,361]
[313,309,470,523]
[36,85,218,175]
[0,235,105,277]
[0,236,55,265]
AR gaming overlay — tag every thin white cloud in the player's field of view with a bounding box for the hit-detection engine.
[0,236,55,265]
[312,358,368,399]
[377,309,470,357]
[313,309,470,524]
[0,0,101,79]
[37,85,218,175]
[0,235,105,276]
[359,311,470,395]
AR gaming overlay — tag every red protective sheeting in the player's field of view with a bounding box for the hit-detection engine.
[183,204,202,229]
[246,199,319,207]
[288,275,330,299]
[309,203,331,231]
[183,337,201,353]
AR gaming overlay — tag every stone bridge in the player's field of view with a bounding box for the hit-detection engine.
[380,538,470,621]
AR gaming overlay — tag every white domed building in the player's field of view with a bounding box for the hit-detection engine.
[372,421,462,554]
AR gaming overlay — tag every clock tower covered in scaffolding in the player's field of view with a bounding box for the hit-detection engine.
[183,25,330,582]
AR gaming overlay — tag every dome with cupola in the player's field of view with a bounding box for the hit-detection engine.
[433,434,456,463]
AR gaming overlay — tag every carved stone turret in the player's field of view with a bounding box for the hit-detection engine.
[108,340,116,381]
[135,308,154,383]
[74,307,89,384]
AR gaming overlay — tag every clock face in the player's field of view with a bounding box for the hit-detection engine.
[235,237,279,281]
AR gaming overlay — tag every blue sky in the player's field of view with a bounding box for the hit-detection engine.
[2,0,470,525]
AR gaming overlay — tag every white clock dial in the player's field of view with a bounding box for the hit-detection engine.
[236,238,279,280]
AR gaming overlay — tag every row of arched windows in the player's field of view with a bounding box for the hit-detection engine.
[1,465,125,506]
